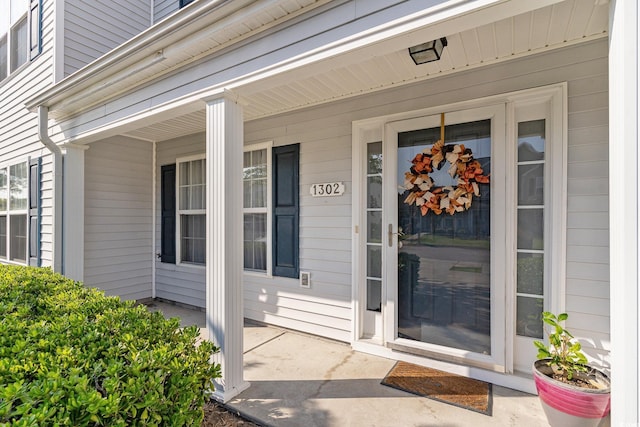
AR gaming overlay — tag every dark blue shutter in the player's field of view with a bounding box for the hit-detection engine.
[28,158,40,266]
[161,164,176,264]
[272,144,299,278]
[29,0,42,60]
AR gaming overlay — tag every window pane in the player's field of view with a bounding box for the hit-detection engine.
[190,159,204,185]
[0,36,7,81]
[367,279,382,312]
[10,214,26,262]
[180,161,189,186]
[367,211,382,243]
[252,179,266,208]
[10,17,27,72]
[366,245,381,278]
[180,214,205,264]
[243,149,268,208]
[517,253,544,295]
[244,213,267,271]
[367,176,382,209]
[191,184,205,210]
[367,142,382,174]
[517,209,544,250]
[243,180,252,208]
[518,120,545,161]
[518,164,544,205]
[516,296,543,338]
[10,162,27,210]
[0,215,6,258]
[252,150,267,178]
[0,169,7,211]
[180,186,190,210]
[179,159,205,210]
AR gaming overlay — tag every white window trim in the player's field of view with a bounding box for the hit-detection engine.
[1,11,27,82]
[176,153,206,269]
[0,157,31,265]
[243,141,273,277]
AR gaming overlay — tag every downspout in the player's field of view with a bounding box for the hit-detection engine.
[37,105,63,274]
[151,140,157,299]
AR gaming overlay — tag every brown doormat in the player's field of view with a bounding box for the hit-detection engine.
[381,361,493,416]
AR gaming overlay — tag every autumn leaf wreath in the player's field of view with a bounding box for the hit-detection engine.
[402,138,490,216]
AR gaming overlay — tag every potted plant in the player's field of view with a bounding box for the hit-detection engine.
[533,312,611,427]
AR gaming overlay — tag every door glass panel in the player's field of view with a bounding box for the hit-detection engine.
[516,253,544,295]
[516,119,546,338]
[397,120,491,354]
[516,296,543,338]
[367,279,382,312]
[366,142,383,312]
[517,164,544,205]
[367,211,382,242]
[517,208,544,250]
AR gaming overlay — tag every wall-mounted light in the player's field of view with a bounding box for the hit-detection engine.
[408,37,448,65]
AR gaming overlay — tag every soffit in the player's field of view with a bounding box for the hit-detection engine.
[26,0,329,115]
[122,0,608,143]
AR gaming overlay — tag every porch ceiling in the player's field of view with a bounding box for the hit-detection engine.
[122,0,607,143]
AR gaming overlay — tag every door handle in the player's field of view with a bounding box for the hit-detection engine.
[388,224,404,247]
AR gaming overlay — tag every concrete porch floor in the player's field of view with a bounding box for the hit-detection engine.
[147,301,549,427]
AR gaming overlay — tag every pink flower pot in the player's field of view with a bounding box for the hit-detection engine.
[533,359,611,427]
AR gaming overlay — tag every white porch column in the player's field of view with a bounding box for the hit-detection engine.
[609,0,639,425]
[62,143,88,282]
[204,91,249,402]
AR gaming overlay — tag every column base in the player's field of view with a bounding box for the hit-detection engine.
[210,380,251,403]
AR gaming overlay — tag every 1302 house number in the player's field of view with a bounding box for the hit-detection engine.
[310,182,345,197]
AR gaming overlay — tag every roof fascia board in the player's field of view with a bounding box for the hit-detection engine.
[25,0,253,110]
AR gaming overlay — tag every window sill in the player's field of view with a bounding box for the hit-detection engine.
[243,270,272,279]
[0,259,27,266]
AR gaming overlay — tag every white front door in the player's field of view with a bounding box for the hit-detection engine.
[383,105,507,371]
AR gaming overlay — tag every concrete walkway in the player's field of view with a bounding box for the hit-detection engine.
[147,301,549,427]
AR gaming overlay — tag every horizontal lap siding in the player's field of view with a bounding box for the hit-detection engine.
[153,0,179,24]
[244,39,609,351]
[245,115,354,342]
[0,0,55,267]
[64,0,151,77]
[155,134,206,307]
[84,137,153,301]
[565,53,610,364]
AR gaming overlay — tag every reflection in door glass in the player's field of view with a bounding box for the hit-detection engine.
[397,120,491,354]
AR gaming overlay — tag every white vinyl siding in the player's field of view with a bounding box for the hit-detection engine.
[84,136,153,301]
[155,134,206,307]
[63,0,151,77]
[153,0,179,23]
[242,39,609,352]
[0,0,53,266]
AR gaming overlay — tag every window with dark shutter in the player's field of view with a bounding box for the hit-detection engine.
[29,0,42,60]
[161,164,176,264]
[272,144,299,278]
[28,158,40,266]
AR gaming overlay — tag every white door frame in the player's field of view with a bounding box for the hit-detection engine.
[351,84,567,378]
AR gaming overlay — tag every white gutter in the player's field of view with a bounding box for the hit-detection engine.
[37,105,63,273]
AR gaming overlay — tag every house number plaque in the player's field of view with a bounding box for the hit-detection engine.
[310,182,345,197]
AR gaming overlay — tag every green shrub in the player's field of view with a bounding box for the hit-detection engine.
[0,265,220,426]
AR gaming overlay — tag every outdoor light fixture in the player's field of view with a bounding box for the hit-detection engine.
[408,37,448,65]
